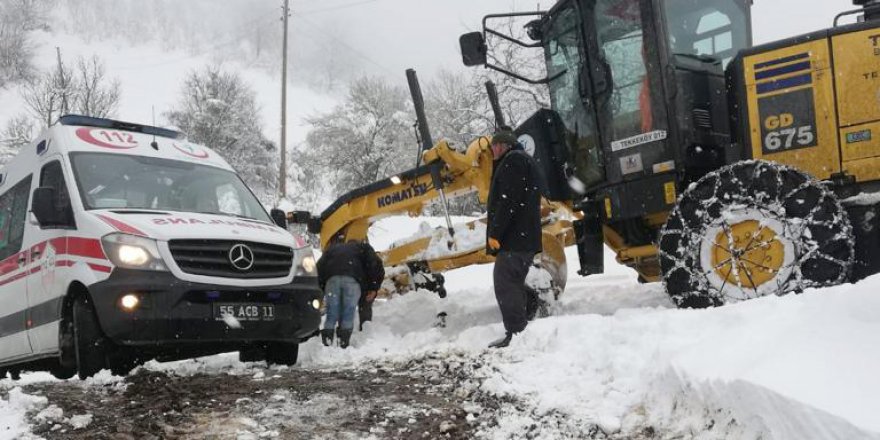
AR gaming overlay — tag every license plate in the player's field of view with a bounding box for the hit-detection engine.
[213,303,275,321]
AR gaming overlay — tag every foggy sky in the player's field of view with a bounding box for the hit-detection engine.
[302,0,854,80]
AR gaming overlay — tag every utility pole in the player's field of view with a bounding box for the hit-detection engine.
[55,47,69,124]
[279,0,291,199]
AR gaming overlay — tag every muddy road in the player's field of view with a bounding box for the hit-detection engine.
[17,357,476,439]
[5,353,543,439]
[5,353,656,439]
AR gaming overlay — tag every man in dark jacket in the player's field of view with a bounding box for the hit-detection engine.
[317,240,385,348]
[486,128,542,348]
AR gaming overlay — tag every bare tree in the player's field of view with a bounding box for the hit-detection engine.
[0,0,44,88]
[298,76,413,199]
[0,28,33,88]
[165,64,277,195]
[420,70,496,215]
[480,18,550,127]
[21,55,120,126]
[74,55,121,118]
[425,69,495,150]
[22,71,62,126]
[0,114,34,166]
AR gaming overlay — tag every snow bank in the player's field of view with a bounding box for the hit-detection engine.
[0,388,46,440]
[471,280,880,439]
[667,278,880,437]
[302,216,880,439]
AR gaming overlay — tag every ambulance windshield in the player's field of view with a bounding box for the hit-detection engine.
[70,153,272,223]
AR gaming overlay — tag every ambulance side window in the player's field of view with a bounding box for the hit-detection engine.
[39,161,76,228]
[0,175,33,261]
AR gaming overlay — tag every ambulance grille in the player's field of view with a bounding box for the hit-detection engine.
[168,240,293,279]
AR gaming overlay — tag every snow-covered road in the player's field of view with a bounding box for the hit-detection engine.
[1,216,879,439]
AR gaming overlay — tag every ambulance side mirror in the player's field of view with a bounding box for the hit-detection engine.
[270,208,287,229]
[32,187,62,227]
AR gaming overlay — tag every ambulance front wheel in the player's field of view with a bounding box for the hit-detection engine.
[265,342,299,366]
[72,296,110,379]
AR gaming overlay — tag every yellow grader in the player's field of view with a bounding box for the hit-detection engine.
[290,71,577,300]
[294,0,880,308]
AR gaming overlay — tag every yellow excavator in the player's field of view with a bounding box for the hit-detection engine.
[295,0,880,308]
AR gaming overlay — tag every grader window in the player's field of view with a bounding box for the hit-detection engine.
[596,0,650,140]
[544,2,606,188]
[664,0,749,67]
[545,7,582,120]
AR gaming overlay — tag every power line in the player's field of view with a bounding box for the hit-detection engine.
[293,13,396,76]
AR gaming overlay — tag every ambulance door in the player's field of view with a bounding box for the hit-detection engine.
[26,159,76,354]
[0,174,34,361]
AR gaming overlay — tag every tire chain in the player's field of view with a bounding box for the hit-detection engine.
[659,160,854,306]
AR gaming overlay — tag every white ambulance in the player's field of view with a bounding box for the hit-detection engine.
[0,115,321,379]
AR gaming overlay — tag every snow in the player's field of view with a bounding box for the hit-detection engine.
[388,217,489,260]
[843,192,880,206]
[318,217,880,438]
[2,215,880,439]
[2,1,875,437]
[0,388,46,439]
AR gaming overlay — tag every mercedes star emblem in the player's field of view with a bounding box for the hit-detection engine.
[228,244,255,271]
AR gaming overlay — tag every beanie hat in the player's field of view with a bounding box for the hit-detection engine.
[491,130,517,146]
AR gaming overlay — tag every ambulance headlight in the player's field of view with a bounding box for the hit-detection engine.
[102,233,168,271]
[296,251,317,276]
[118,245,149,266]
[301,256,316,273]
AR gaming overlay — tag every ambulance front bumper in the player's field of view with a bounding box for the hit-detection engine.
[88,269,322,347]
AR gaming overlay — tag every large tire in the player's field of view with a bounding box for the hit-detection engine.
[530,232,567,299]
[265,342,299,366]
[525,263,560,319]
[659,160,854,308]
[0,368,21,381]
[72,296,109,379]
[239,344,266,363]
[524,232,568,318]
[108,348,138,376]
[51,313,77,380]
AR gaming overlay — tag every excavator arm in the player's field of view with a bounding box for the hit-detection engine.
[313,137,495,249]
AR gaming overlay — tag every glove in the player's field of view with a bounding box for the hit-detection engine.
[487,237,501,256]
[364,290,378,302]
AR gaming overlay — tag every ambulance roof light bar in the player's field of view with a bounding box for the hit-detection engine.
[58,114,182,140]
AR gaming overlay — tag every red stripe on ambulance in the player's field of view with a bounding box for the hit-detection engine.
[96,214,147,237]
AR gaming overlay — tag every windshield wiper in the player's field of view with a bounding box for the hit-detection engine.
[109,208,171,215]
[194,211,269,224]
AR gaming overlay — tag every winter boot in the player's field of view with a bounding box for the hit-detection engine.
[488,332,513,349]
[526,292,539,321]
[337,328,353,349]
[320,329,334,347]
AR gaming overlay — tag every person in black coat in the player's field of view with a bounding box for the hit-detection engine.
[485,128,542,348]
[317,240,385,348]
